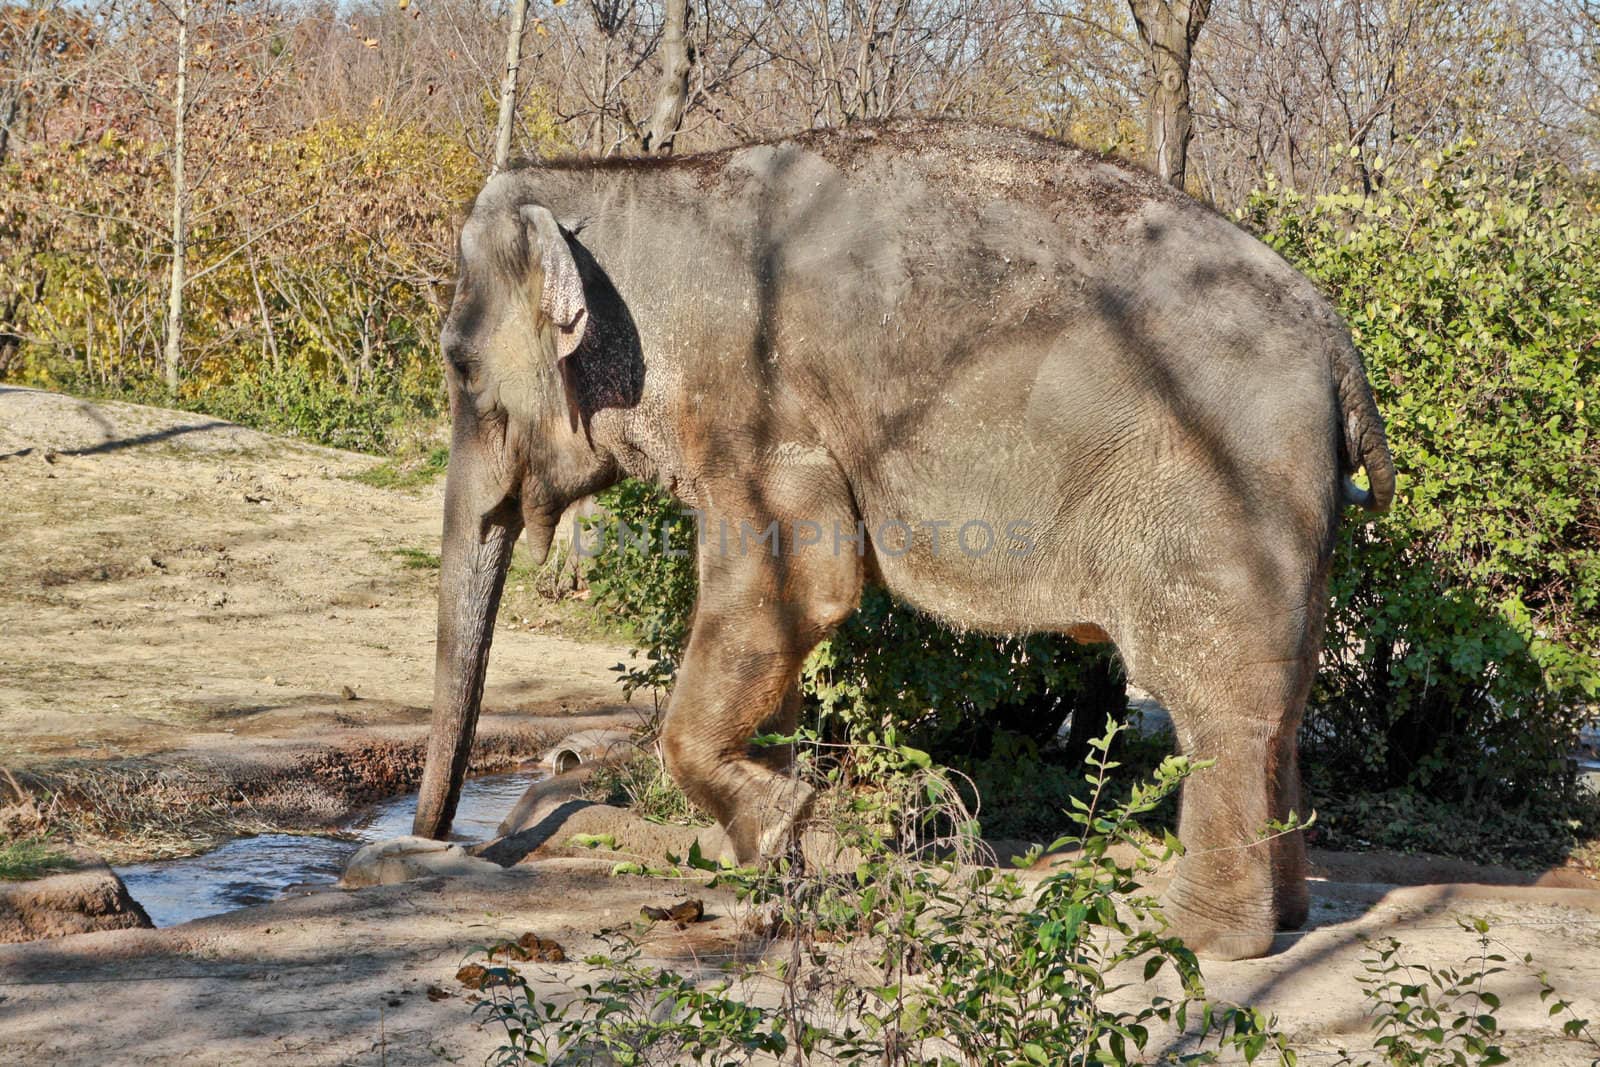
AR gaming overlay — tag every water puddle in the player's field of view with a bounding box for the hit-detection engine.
[116,771,541,928]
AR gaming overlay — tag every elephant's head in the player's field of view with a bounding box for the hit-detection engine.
[411,186,635,838]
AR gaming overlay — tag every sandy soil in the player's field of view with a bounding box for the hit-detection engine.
[1,838,1598,1065]
[4,388,1600,1064]
[0,387,632,768]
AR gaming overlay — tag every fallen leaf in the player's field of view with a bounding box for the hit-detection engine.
[519,932,567,961]
[455,963,518,990]
[641,899,704,926]
[483,933,567,963]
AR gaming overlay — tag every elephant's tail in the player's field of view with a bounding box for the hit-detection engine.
[1331,333,1396,512]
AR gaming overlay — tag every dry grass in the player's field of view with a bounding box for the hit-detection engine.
[2,730,554,863]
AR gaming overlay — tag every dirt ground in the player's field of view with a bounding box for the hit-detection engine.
[0,386,628,766]
[1,838,1598,1065]
[4,388,1600,1065]
[0,387,643,859]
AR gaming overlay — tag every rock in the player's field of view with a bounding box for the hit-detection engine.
[0,853,153,944]
[478,803,715,869]
[496,763,600,837]
[339,836,504,888]
[540,728,637,776]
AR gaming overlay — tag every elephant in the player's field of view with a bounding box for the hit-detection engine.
[411,118,1395,961]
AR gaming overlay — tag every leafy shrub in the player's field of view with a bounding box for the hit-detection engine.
[1337,917,1600,1066]
[471,722,1297,1065]
[584,480,702,703]
[1241,148,1600,803]
[585,481,1128,779]
[0,116,546,452]
[181,360,441,454]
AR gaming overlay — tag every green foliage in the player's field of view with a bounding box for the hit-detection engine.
[0,837,74,882]
[471,721,1297,1065]
[349,445,450,490]
[586,735,711,828]
[585,481,701,702]
[475,938,799,1066]
[584,480,1128,782]
[1241,149,1600,803]
[1336,917,1600,1066]
[180,360,440,454]
[1308,781,1599,869]
[804,590,1125,756]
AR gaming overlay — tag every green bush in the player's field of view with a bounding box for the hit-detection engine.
[584,480,702,703]
[584,481,1127,779]
[472,724,1296,1066]
[186,360,442,454]
[1241,148,1599,803]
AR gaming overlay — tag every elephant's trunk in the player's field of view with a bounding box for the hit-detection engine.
[412,454,521,839]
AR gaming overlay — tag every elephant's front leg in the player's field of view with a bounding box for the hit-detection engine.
[660,504,863,864]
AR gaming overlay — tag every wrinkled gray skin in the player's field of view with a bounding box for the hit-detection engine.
[413,120,1396,961]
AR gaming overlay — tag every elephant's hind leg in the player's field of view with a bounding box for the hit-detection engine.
[1126,607,1320,961]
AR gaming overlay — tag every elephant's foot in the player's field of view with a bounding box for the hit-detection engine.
[1275,875,1310,932]
[1162,874,1279,961]
[722,776,816,867]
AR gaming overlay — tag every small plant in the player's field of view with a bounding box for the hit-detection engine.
[1336,915,1600,1066]
[586,738,711,828]
[352,445,450,490]
[391,546,442,570]
[472,720,1298,1065]
[0,836,75,881]
[473,937,829,1066]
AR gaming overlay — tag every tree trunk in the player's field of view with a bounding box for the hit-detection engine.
[0,91,19,168]
[1128,0,1210,189]
[492,0,532,174]
[640,0,692,154]
[0,13,47,168]
[162,0,190,393]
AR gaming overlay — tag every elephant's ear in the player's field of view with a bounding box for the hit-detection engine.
[521,204,587,431]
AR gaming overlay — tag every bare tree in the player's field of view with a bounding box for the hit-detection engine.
[0,1,65,165]
[161,0,190,392]
[1185,0,1589,207]
[1128,0,1210,187]
[493,0,533,171]
[639,0,690,152]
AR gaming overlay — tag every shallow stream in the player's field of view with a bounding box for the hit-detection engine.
[116,771,541,928]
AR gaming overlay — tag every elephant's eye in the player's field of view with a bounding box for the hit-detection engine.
[441,329,478,381]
